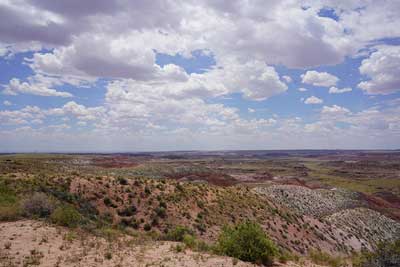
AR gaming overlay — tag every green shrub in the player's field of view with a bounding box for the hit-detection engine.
[155,206,167,218]
[159,201,167,209]
[183,234,196,248]
[143,223,152,231]
[144,186,151,195]
[104,251,112,260]
[0,182,17,205]
[0,182,20,221]
[100,227,121,241]
[103,197,117,208]
[216,221,278,266]
[117,177,128,185]
[22,192,54,218]
[165,225,194,241]
[278,249,295,263]
[117,205,136,217]
[309,250,344,267]
[175,244,184,253]
[51,205,81,227]
[0,204,21,221]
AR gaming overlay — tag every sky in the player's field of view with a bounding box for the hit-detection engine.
[0,0,399,152]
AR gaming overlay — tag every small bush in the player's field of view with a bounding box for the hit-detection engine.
[278,249,295,263]
[151,217,159,226]
[159,201,167,209]
[0,182,17,205]
[117,205,137,217]
[155,206,167,218]
[22,192,54,218]
[175,244,184,253]
[0,182,20,221]
[309,250,344,267]
[0,204,21,221]
[104,251,112,260]
[165,225,194,241]
[103,197,117,208]
[216,221,278,266]
[4,241,11,249]
[50,205,81,227]
[117,177,128,185]
[183,234,196,248]
[100,227,121,241]
[144,186,151,195]
[143,223,152,231]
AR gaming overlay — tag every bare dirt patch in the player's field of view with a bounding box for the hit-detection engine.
[0,220,257,267]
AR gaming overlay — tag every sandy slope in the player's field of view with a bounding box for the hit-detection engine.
[0,220,326,267]
[0,220,254,267]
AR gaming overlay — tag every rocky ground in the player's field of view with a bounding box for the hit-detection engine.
[325,208,400,249]
[255,185,400,251]
[254,185,359,218]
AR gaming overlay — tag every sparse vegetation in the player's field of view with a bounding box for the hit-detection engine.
[165,225,193,241]
[309,250,345,267]
[354,239,400,267]
[0,152,399,267]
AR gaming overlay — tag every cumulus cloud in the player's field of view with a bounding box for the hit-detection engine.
[0,105,44,125]
[301,71,339,87]
[2,1,359,83]
[298,87,307,92]
[237,61,287,101]
[329,86,352,94]
[2,77,73,97]
[1,1,400,150]
[3,100,12,106]
[358,45,400,95]
[304,96,323,104]
[321,105,350,115]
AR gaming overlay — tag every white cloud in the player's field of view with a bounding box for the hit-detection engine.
[2,77,73,97]
[52,101,106,121]
[337,1,400,46]
[301,70,339,87]
[358,45,400,95]
[321,105,350,116]
[0,46,8,57]
[1,101,399,150]
[329,86,352,94]
[304,96,323,104]
[248,108,255,113]
[1,1,400,150]
[29,32,160,81]
[3,100,12,106]
[298,87,307,92]
[237,61,288,101]
[31,119,43,124]
[282,75,292,83]
[7,0,358,87]
[0,105,44,125]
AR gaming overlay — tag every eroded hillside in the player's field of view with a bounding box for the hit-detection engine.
[0,152,399,267]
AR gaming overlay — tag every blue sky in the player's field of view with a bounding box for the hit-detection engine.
[0,1,399,152]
